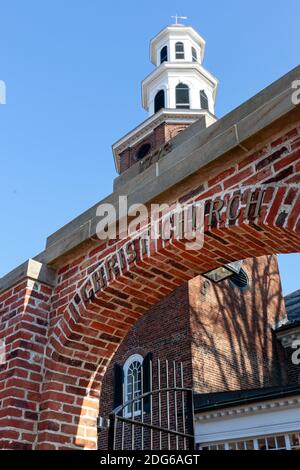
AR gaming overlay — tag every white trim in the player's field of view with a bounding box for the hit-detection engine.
[198,433,300,450]
[195,397,300,422]
[276,326,300,347]
[196,420,300,444]
[112,108,217,171]
[194,395,300,444]
[150,26,206,65]
[285,434,291,450]
[112,108,214,150]
[142,62,218,109]
[123,353,143,375]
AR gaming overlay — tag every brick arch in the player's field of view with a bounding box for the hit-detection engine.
[53,183,300,355]
[39,185,300,449]
[168,126,186,140]
[36,127,300,449]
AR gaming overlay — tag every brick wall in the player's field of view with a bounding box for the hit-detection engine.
[0,279,52,449]
[98,255,286,449]
[190,255,286,394]
[98,282,193,449]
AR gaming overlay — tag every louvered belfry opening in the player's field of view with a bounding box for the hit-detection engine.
[200,89,209,110]
[176,83,190,109]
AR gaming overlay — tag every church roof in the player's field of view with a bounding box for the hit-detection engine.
[274,289,300,332]
[193,384,300,413]
[285,289,300,322]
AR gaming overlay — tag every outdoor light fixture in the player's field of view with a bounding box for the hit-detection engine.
[202,260,243,284]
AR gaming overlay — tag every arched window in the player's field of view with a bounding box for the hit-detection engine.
[191,47,197,62]
[175,41,185,59]
[136,143,151,160]
[160,46,168,64]
[176,83,190,109]
[123,354,143,416]
[112,352,153,416]
[154,89,165,113]
[200,90,209,110]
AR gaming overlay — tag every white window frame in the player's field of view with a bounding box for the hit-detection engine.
[123,354,143,418]
[197,432,300,450]
[175,82,190,109]
[175,41,185,60]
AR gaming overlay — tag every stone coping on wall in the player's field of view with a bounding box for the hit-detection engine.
[45,65,300,251]
[0,259,56,292]
[0,64,299,293]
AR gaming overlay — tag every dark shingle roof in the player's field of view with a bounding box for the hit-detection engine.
[285,289,300,322]
[193,384,300,413]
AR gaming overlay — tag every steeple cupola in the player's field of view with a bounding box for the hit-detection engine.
[112,21,218,175]
[143,24,217,115]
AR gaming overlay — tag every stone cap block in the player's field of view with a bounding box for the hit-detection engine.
[0,259,56,293]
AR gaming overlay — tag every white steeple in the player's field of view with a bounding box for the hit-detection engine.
[112,22,219,175]
[142,23,218,116]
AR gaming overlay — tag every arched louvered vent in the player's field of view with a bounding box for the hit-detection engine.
[229,268,249,291]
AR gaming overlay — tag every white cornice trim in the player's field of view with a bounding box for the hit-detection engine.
[276,326,300,347]
[195,396,300,444]
[142,62,219,109]
[196,420,300,444]
[195,396,300,423]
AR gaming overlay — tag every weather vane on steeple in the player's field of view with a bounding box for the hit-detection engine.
[171,14,188,26]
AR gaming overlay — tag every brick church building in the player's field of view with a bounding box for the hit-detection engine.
[0,21,300,450]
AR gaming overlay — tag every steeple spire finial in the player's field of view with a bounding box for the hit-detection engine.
[171,14,188,26]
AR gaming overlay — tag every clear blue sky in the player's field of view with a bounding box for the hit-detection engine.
[0,0,299,294]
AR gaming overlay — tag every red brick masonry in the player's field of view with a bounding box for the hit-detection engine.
[98,254,286,449]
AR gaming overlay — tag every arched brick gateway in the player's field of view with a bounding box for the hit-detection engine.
[35,136,300,450]
[0,66,300,449]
